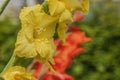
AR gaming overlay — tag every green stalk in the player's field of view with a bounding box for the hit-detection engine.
[0,0,11,16]
[0,54,17,77]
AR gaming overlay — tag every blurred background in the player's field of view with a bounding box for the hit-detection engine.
[0,0,120,80]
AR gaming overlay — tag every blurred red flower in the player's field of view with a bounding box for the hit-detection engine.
[53,27,92,73]
[73,11,84,22]
[34,62,43,78]
[43,72,74,80]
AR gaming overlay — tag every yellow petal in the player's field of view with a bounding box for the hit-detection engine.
[20,11,35,42]
[59,10,73,23]
[14,30,37,58]
[48,0,57,16]
[60,0,89,14]
[20,5,42,28]
[34,38,55,58]
[57,23,67,44]
[48,0,65,16]
[81,0,89,15]
[2,66,36,80]
[60,0,82,11]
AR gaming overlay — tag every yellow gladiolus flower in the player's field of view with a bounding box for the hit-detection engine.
[2,66,36,80]
[14,0,89,72]
[14,3,73,72]
[14,5,59,70]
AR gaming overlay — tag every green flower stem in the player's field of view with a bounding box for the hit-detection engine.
[0,54,18,77]
[0,0,11,16]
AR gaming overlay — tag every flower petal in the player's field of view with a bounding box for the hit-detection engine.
[2,66,36,80]
[48,0,65,16]
[57,23,67,44]
[60,0,82,11]
[14,30,37,58]
[59,10,73,23]
[81,0,89,15]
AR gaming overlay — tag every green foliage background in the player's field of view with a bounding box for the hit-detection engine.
[67,1,120,80]
[0,18,20,72]
[0,0,120,80]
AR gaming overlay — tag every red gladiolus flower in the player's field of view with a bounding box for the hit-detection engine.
[52,27,91,73]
